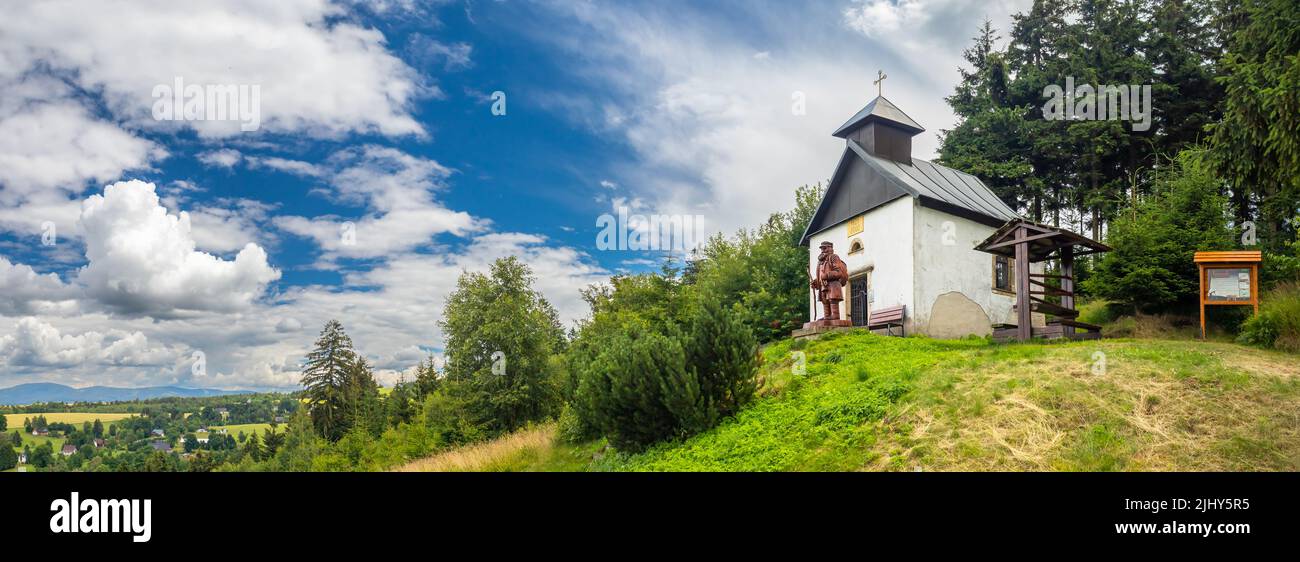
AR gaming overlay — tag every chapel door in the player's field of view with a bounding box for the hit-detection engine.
[850,274,869,327]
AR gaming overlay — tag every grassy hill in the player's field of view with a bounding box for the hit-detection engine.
[399,331,1300,472]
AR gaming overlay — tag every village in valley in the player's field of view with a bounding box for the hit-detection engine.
[2,396,296,472]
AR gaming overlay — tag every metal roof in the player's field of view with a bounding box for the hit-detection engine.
[848,140,1019,223]
[799,140,1020,245]
[832,96,925,137]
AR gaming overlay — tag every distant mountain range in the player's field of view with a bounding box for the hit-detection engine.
[0,382,252,405]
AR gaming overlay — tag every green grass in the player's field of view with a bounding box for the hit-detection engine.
[409,330,1300,472]
[208,423,286,438]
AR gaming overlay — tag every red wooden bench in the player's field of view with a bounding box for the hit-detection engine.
[867,305,906,337]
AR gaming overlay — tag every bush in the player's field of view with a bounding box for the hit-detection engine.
[683,300,760,418]
[555,403,598,444]
[577,328,706,451]
[573,300,762,452]
[1239,282,1300,352]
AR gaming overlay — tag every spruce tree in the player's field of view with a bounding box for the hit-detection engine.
[1210,0,1300,250]
[413,355,442,399]
[300,319,357,441]
[243,431,263,461]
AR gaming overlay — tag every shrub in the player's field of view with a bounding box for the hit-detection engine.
[683,300,760,418]
[577,328,705,451]
[1239,282,1300,352]
[555,403,598,444]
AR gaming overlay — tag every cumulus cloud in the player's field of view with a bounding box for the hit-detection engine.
[0,317,181,368]
[0,257,80,316]
[76,180,280,315]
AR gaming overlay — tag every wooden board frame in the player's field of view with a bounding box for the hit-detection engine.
[1194,251,1262,339]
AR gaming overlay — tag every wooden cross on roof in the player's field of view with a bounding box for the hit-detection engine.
[873,70,888,97]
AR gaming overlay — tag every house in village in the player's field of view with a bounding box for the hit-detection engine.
[151,428,165,438]
[150,441,172,453]
[18,451,28,464]
[61,444,77,457]
[93,438,106,448]
[800,94,1107,340]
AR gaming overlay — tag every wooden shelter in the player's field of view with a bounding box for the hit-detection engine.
[974,219,1112,342]
[1194,250,1261,338]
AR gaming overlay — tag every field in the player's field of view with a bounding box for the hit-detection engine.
[4,412,136,427]
[399,332,1300,472]
[209,422,287,438]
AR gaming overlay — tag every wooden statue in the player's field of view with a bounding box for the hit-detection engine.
[812,241,848,321]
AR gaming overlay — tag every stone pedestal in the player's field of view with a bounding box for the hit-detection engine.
[792,319,854,340]
[802,319,853,329]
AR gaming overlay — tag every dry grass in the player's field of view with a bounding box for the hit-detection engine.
[878,340,1300,472]
[395,424,558,472]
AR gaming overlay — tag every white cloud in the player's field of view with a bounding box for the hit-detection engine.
[274,146,482,259]
[0,257,79,316]
[197,149,243,168]
[76,180,280,316]
[533,1,1030,237]
[183,198,278,254]
[408,35,474,70]
[843,0,927,37]
[0,76,164,206]
[0,317,181,368]
[0,0,426,139]
[247,156,325,177]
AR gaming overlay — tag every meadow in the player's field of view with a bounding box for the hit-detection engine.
[208,422,288,438]
[398,331,1300,472]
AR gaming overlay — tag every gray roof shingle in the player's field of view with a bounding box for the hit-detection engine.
[832,96,925,137]
[847,140,1019,223]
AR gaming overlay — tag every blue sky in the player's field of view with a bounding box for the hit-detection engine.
[0,0,1030,389]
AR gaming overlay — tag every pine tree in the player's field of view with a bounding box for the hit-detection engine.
[578,328,703,451]
[1210,0,1300,250]
[0,445,16,471]
[386,380,416,426]
[262,427,285,457]
[300,319,358,441]
[243,431,263,461]
[413,355,442,399]
[683,299,760,418]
